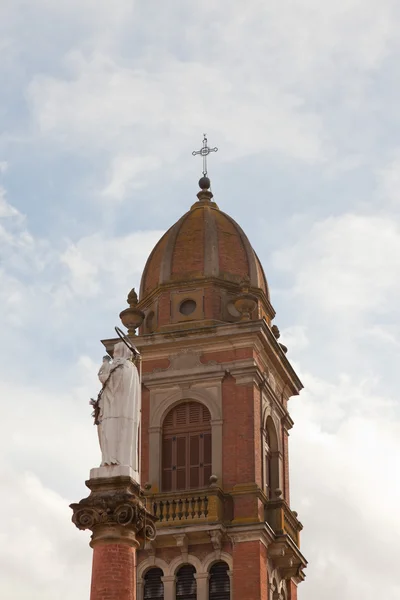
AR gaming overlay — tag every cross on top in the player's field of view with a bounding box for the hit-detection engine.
[192,134,218,176]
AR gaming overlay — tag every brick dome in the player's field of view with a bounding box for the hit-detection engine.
[137,189,275,332]
[140,199,269,300]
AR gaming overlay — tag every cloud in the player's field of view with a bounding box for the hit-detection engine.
[0,185,21,218]
[273,213,400,315]
[101,154,162,201]
[59,229,164,300]
[290,371,400,600]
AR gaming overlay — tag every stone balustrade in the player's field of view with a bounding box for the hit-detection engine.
[145,487,226,527]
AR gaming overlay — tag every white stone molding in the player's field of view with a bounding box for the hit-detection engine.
[168,553,203,576]
[137,557,169,600]
[202,550,233,572]
[209,529,223,558]
[174,533,189,563]
[137,557,169,580]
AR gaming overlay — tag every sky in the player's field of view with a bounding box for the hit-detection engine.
[1,0,399,598]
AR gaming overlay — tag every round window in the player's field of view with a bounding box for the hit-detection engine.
[179,299,197,315]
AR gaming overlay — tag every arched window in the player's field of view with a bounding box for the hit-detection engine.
[144,568,164,599]
[162,402,211,492]
[176,565,196,599]
[209,561,230,600]
[264,417,279,499]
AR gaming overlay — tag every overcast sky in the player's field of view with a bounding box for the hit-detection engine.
[1,1,400,598]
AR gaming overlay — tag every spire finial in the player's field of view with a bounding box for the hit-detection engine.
[192,134,218,177]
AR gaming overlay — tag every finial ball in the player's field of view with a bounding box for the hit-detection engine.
[198,176,210,190]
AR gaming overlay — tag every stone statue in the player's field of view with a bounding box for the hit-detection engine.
[95,341,141,474]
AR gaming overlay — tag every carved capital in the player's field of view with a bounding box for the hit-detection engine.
[70,477,157,548]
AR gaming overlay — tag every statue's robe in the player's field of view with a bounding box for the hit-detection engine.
[97,345,140,471]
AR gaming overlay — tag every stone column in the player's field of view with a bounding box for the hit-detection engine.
[70,473,156,600]
[195,572,209,600]
[161,575,176,600]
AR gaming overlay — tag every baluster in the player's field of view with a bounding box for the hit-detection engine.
[190,497,196,518]
[196,496,202,518]
[152,501,158,518]
[159,500,164,522]
[171,499,176,521]
[184,497,189,519]
[178,498,183,520]
[165,500,170,521]
[204,496,209,517]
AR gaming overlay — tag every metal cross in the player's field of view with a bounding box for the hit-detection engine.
[192,134,218,176]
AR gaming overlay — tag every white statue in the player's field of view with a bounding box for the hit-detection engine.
[95,341,141,476]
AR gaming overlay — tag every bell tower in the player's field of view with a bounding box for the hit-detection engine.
[104,175,307,600]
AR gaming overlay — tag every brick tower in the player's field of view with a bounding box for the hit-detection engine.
[104,176,307,600]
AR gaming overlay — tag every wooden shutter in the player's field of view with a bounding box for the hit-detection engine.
[162,401,212,492]
[189,434,200,488]
[209,562,230,600]
[162,437,173,492]
[176,565,196,599]
[176,435,187,490]
[203,432,212,486]
[144,568,164,600]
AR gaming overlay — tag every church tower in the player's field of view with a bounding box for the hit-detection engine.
[105,172,307,600]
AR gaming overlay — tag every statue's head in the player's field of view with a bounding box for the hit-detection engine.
[113,341,133,360]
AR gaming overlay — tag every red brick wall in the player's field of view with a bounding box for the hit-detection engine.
[90,543,136,600]
[222,376,256,488]
[232,541,268,600]
[201,347,254,365]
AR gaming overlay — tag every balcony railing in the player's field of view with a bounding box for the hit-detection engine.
[145,487,228,528]
[265,498,303,546]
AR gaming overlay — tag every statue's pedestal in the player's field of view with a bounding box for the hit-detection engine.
[70,473,156,600]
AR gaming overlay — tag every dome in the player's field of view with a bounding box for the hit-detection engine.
[137,188,275,333]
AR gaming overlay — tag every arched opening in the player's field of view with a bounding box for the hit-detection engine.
[265,416,280,499]
[162,401,211,492]
[176,564,196,599]
[144,567,164,599]
[209,561,230,600]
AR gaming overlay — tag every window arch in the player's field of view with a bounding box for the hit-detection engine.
[209,561,230,600]
[176,565,196,599]
[162,402,211,492]
[264,416,279,499]
[144,568,164,599]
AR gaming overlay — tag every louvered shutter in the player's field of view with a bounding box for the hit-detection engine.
[202,432,212,486]
[189,434,200,488]
[176,435,187,490]
[176,565,196,599]
[162,401,212,492]
[209,562,230,600]
[162,437,173,492]
[144,568,164,599]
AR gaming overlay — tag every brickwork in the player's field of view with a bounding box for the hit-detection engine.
[222,376,256,488]
[232,541,268,600]
[171,208,205,277]
[142,232,168,295]
[215,210,249,277]
[90,543,136,600]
